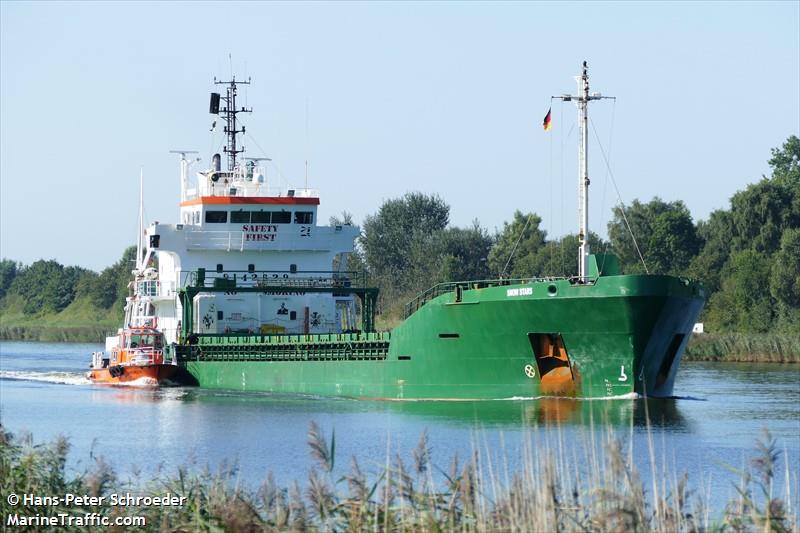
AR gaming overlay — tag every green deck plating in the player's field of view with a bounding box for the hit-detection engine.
[174,256,704,400]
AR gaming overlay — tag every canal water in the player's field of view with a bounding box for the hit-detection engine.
[1,340,798,514]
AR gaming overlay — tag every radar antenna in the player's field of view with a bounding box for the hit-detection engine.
[210,76,252,172]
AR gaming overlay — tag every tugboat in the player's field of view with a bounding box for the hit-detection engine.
[102,64,703,399]
[88,325,177,386]
[88,174,179,386]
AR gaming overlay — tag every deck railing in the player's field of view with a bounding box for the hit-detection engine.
[135,280,176,298]
[127,347,165,366]
[182,269,372,291]
[403,276,572,318]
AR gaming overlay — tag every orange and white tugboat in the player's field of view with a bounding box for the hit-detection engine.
[88,175,179,387]
[89,325,177,385]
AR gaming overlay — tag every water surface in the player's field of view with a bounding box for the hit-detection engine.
[1,341,798,513]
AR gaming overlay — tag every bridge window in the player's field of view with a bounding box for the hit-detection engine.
[231,210,250,223]
[294,211,313,224]
[205,210,228,223]
[252,211,270,223]
[272,211,291,224]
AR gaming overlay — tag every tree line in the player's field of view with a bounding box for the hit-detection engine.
[0,247,135,316]
[1,136,797,335]
[355,135,799,333]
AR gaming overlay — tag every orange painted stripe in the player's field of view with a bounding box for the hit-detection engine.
[180,196,320,207]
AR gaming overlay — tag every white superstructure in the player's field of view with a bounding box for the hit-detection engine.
[123,77,360,344]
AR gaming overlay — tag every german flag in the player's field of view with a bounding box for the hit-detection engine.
[542,107,552,131]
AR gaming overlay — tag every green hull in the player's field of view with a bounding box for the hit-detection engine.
[177,273,704,399]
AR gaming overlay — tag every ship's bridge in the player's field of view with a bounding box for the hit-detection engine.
[173,193,357,253]
[178,159,324,242]
[148,158,356,259]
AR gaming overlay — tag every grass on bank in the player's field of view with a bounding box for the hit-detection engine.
[1,421,796,532]
[0,294,119,342]
[684,333,800,364]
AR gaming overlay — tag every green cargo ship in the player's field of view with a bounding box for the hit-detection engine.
[117,64,704,400]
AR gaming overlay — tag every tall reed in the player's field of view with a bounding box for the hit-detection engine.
[685,333,800,363]
[1,422,797,532]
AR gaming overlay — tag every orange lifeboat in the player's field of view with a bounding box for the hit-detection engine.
[88,326,177,386]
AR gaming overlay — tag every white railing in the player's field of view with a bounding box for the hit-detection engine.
[130,315,158,328]
[127,348,164,366]
[186,167,321,201]
[136,280,177,299]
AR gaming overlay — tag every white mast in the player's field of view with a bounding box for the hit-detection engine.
[554,61,614,280]
[170,150,199,201]
[577,63,591,279]
[136,168,144,270]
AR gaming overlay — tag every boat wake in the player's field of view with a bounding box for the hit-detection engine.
[379,392,644,402]
[0,370,91,386]
[496,392,642,401]
[0,370,181,389]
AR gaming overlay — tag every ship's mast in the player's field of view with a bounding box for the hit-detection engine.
[212,76,252,172]
[136,169,144,270]
[554,61,614,280]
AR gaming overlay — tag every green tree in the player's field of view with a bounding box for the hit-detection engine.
[360,193,449,295]
[769,228,800,332]
[607,198,699,275]
[768,135,800,186]
[434,222,493,282]
[647,205,702,276]
[687,209,733,294]
[707,250,774,333]
[728,178,798,256]
[0,259,18,299]
[487,211,546,278]
[329,211,355,226]
[9,260,89,314]
[89,247,136,310]
[525,232,606,278]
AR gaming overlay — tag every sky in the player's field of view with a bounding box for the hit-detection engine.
[1,1,798,271]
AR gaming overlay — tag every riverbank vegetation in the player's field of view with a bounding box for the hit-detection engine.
[1,422,796,532]
[684,333,800,363]
[0,248,133,341]
[1,136,798,357]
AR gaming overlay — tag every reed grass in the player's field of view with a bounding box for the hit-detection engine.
[1,421,797,532]
[685,333,800,363]
[0,324,116,343]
